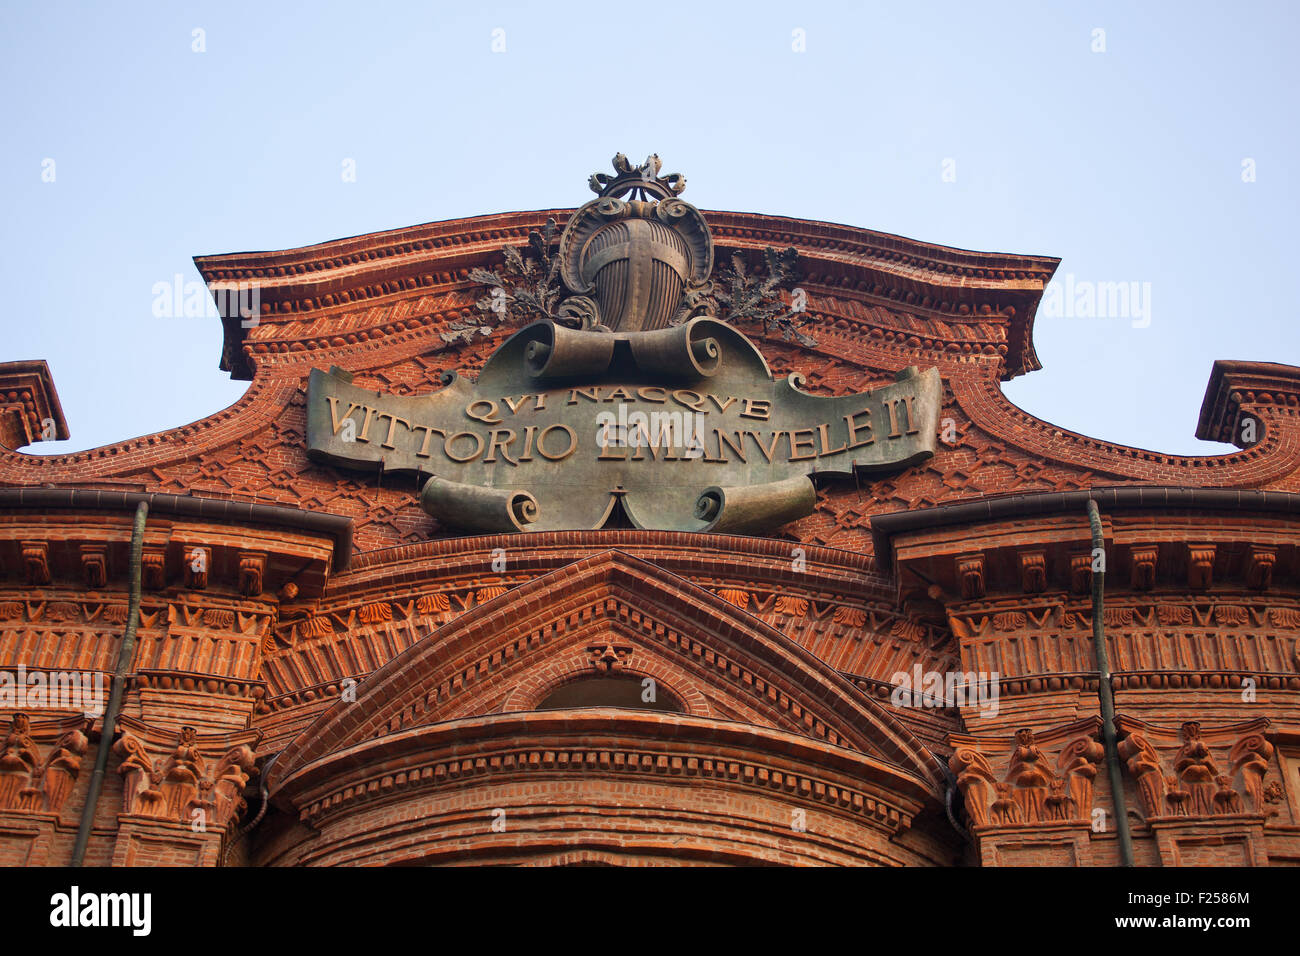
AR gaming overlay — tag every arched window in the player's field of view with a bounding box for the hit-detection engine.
[538,674,682,713]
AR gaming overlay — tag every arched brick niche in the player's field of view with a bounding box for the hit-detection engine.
[534,673,685,714]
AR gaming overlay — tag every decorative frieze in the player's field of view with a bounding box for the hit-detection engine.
[112,719,260,831]
[298,736,913,836]
[131,671,264,698]
[948,718,1104,829]
[357,601,392,624]
[416,592,452,614]
[0,713,90,818]
[1116,716,1278,823]
[716,588,750,609]
[776,595,809,617]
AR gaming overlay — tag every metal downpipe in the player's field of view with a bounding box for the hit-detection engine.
[71,500,148,866]
[1087,498,1135,866]
[220,750,282,866]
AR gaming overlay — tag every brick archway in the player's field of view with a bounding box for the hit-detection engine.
[270,549,944,792]
[267,711,950,867]
[262,549,955,866]
[504,660,697,716]
[496,624,710,717]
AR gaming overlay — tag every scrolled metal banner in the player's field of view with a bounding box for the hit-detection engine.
[306,317,943,536]
[518,322,617,382]
[694,475,819,535]
[419,477,538,533]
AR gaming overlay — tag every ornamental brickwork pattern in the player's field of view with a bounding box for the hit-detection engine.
[1,189,1298,866]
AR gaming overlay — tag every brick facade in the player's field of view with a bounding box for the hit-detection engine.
[1,204,1297,866]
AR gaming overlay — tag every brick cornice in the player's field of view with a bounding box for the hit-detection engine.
[218,287,1016,394]
[872,486,1300,568]
[0,360,68,450]
[1196,360,1300,447]
[196,208,1057,381]
[0,487,351,571]
[337,528,889,595]
[272,708,933,836]
[197,209,1059,289]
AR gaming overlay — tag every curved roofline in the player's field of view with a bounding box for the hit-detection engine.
[195,208,1058,382]
[196,206,1061,271]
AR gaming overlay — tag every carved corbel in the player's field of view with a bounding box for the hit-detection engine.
[1057,735,1105,822]
[1070,551,1092,594]
[141,549,166,590]
[956,553,985,600]
[1117,731,1167,819]
[1173,721,1219,815]
[1006,728,1055,823]
[1018,549,1046,594]
[0,715,94,817]
[112,719,260,829]
[80,545,107,589]
[184,547,210,590]
[208,745,257,828]
[22,541,50,586]
[1119,717,1268,822]
[238,551,266,597]
[113,732,163,817]
[1129,545,1157,591]
[1247,546,1276,591]
[952,720,1104,829]
[158,726,206,821]
[1188,546,1216,591]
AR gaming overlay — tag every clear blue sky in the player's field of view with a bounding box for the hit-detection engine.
[3,1,1296,456]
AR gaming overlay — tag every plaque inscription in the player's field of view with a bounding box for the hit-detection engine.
[307,317,941,534]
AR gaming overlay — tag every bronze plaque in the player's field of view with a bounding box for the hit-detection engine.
[306,317,941,534]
